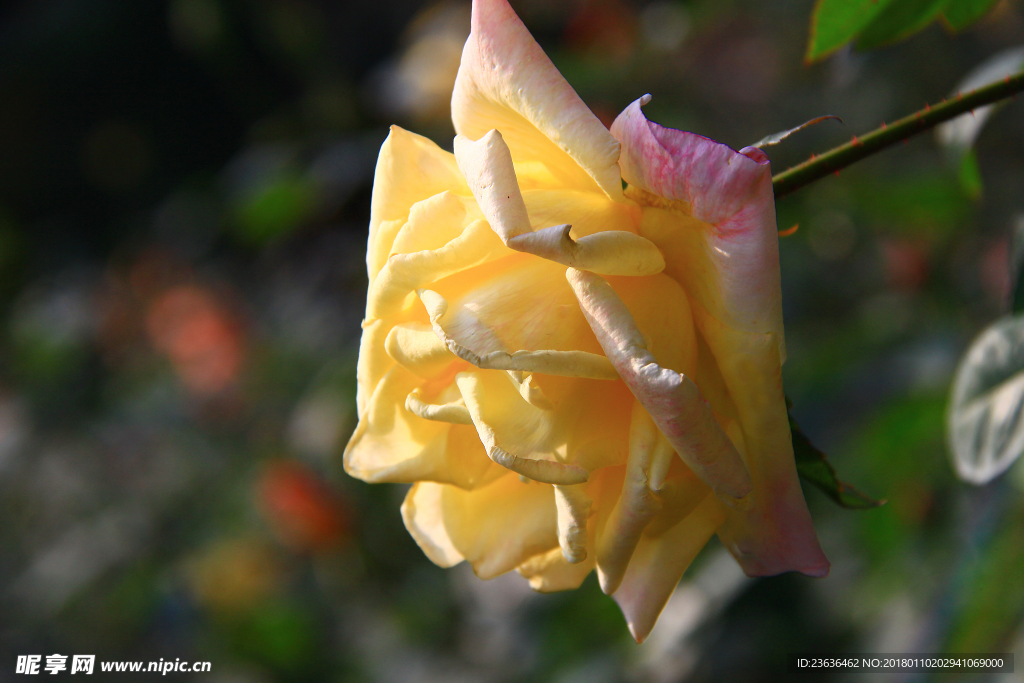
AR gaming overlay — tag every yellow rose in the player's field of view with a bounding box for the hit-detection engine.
[345,0,828,642]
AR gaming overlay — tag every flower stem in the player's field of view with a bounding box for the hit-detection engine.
[772,70,1024,199]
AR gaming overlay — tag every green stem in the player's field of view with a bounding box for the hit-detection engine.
[772,70,1024,199]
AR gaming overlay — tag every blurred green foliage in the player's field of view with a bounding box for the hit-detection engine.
[807,0,1003,60]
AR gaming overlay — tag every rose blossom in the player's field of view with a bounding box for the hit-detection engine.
[344,0,829,641]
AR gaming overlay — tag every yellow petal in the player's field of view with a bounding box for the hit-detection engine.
[704,315,830,578]
[522,189,641,239]
[454,131,661,276]
[402,482,464,567]
[368,207,507,320]
[367,126,469,286]
[612,493,726,643]
[356,318,396,416]
[345,365,495,490]
[384,322,456,379]
[405,476,560,579]
[506,225,665,277]
[419,288,617,380]
[452,0,622,199]
[455,370,588,486]
[596,402,664,596]
[454,130,532,242]
[554,483,592,564]
[405,387,473,425]
[516,546,595,593]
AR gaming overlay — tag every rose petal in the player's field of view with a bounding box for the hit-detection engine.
[345,365,496,490]
[419,288,618,380]
[455,131,664,276]
[404,476,560,579]
[368,126,469,286]
[610,100,828,578]
[455,370,589,486]
[516,546,595,592]
[405,387,474,425]
[554,483,592,563]
[402,482,464,567]
[611,96,783,349]
[612,492,725,643]
[566,268,753,503]
[385,322,456,379]
[596,401,665,595]
[452,0,623,199]
[707,321,830,578]
[369,216,506,320]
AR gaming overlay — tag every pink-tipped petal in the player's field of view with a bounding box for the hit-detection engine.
[611,99,829,579]
[453,0,623,199]
[611,96,783,349]
[709,323,831,578]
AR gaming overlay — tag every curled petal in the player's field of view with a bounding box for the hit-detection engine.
[506,224,665,276]
[385,323,455,379]
[452,0,622,199]
[454,131,532,242]
[456,371,589,486]
[566,268,752,503]
[554,484,592,564]
[597,401,664,595]
[368,209,506,319]
[368,127,469,286]
[405,388,474,425]
[455,131,662,276]
[419,289,618,380]
[346,365,494,489]
[611,96,783,349]
[517,546,595,592]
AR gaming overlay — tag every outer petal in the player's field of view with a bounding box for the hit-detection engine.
[611,98,828,578]
[612,492,725,643]
[367,126,469,286]
[452,0,623,200]
[610,96,783,349]
[403,476,560,579]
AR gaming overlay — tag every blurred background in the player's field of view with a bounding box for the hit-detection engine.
[1,0,1023,680]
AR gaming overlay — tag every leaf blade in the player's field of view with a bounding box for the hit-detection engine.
[790,413,885,509]
[943,0,1001,30]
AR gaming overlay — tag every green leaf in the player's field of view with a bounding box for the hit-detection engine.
[948,315,1024,483]
[856,0,950,50]
[806,0,896,62]
[956,150,983,199]
[943,0,1001,30]
[790,412,885,509]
